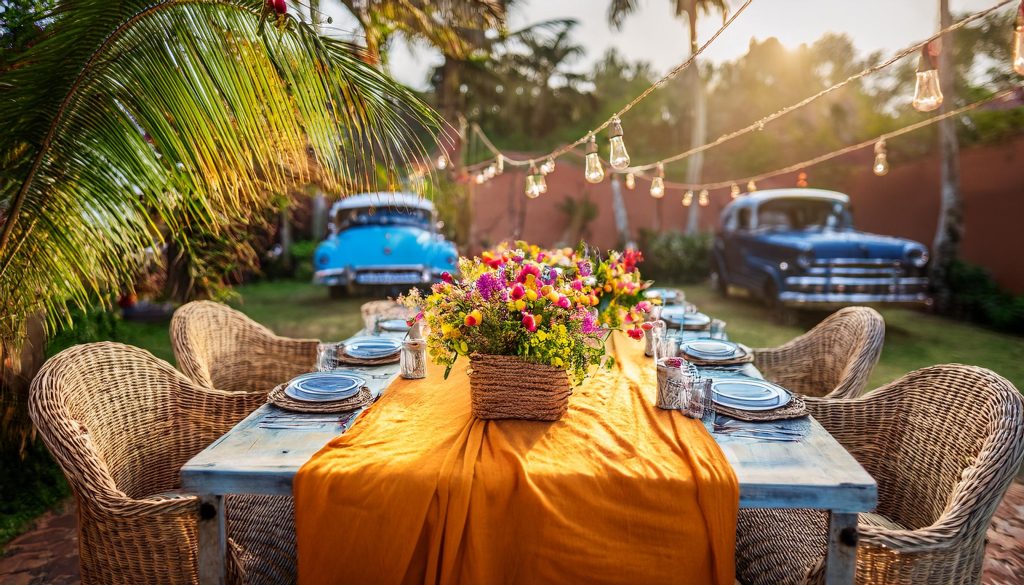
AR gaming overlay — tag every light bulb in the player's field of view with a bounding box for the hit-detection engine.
[682,190,693,207]
[747,180,757,192]
[625,173,636,190]
[650,177,665,198]
[698,190,709,207]
[485,164,496,179]
[540,158,555,175]
[730,184,740,199]
[912,44,943,112]
[537,172,548,194]
[525,174,540,199]
[435,154,448,170]
[475,173,486,185]
[608,117,631,170]
[584,135,605,183]
[1014,14,1024,75]
[797,172,808,188]
[873,139,889,176]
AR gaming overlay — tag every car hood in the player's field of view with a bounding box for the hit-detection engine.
[318,225,440,267]
[757,229,921,259]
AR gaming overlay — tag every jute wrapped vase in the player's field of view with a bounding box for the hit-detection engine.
[468,353,572,421]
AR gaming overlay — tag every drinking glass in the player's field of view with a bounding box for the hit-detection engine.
[400,339,427,379]
[644,319,666,358]
[316,342,339,371]
[653,331,679,362]
[686,377,715,425]
[655,358,686,410]
[709,319,727,340]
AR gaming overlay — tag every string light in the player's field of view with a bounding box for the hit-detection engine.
[584,135,605,183]
[698,190,710,207]
[873,139,890,176]
[435,154,448,170]
[730,184,741,199]
[540,157,555,175]
[475,173,486,185]
[913,41,943,112]
[650,163,665,198]
[496,154,504,175]
[608,117,631,169]
[1014,2,1024,75]
[625,172,636,190]
[537,167,548,194]
[797,172,809,187]
[747,180,757,192]
[682,190,693,207]
[484,164,497,179]
[525,163,542,198]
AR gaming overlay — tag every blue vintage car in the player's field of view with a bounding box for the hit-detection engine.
[313,192,458,297]
[710,189,931,308]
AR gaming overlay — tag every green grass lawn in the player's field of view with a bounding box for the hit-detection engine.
[114,278,1024,392]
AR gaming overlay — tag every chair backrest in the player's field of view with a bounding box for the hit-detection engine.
[171,300,317,393]
[29,342,209,502]
[360,300,414,327]
[759,306,885,399]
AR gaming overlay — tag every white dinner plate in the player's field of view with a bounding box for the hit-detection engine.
[344,337,402,359]
[680,339,743,360]
[284,372,365,402]
[712,378,792,411]
[378,319,411,332]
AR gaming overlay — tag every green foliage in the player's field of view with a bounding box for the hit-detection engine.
[0,439,69,551]
[290,239,317,281]
[944,261,1024,334]
[638,230,713,284]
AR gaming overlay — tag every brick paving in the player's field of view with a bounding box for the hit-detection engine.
[2,482,1023,584]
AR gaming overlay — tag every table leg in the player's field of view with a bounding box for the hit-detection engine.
[197,494,226,585]
[825,512,858,585]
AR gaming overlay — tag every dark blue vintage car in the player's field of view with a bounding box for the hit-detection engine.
[313,192,458,297]
[710,189,931,308]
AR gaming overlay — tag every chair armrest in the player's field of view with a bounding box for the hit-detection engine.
[175,383,267,447]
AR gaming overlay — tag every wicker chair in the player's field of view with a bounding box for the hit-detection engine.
[753,307,885,399]
[359,300,414,330]
[29,342,267,584]
[171,300,319,393]
[735,364,1024,585]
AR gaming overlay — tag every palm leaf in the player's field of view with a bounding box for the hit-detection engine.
[0,0,441,348]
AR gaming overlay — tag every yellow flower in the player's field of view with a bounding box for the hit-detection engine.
[515,299,527,311]
[526,290,538,302]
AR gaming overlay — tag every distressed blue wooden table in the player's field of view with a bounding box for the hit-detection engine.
[181,332,876,585]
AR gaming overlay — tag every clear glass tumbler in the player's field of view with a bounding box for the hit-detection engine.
[709,319,727,340]
[316,342,339,372]
[400,339,427,379]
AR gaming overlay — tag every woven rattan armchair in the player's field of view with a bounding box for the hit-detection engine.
[359,300,414,329]
[171,300,319,393]
[735,364,1024,585]
[753,307,885,399]
[29,342,267,584]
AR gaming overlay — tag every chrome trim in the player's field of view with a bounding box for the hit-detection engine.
[786,276,929,287]
[778,291,932,306]
[811,258,903,267]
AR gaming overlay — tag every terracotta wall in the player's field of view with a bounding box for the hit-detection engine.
[468,136,1024,293]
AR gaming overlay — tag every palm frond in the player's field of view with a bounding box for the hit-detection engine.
[0,0,440,347]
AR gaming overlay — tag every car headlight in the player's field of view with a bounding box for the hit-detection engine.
[796,251,814,270]
[317,254,330,267]
[906,247,929,268]
[446,255,457,266]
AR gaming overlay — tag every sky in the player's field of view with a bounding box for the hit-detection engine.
[317,0,1006,91]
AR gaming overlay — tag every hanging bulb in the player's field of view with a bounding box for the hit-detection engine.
[1014,5,1024,75]
[537,172,548,194]
[435,154,448,170]
[797,172,808,187]
[584,135,605,183]
[873,139,890,176]
[608,117,631,170]
[730,184,740,199]
[625,173,636,190]
[912,43,943,112]
[525,174,540,199]
[747,180,757,192]
[540,157,555,175]
[649,163,665,198]
[475,173,486,185]
[682,190,693,207]
[698,190,710,207]
[485,164,497,179]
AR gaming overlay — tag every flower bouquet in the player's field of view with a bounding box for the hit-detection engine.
[401,250,652,421]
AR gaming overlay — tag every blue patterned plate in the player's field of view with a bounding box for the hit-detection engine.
[284,372,364,402]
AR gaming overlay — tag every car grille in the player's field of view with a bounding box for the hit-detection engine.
[785,259,928,296]
[355,271,425,285]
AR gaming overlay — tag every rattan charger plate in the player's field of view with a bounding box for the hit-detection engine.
[714,392,808,421]
[267,382,373,413]
[335,343,400,367]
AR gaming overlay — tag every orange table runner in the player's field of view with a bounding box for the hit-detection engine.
[294,332,739,585]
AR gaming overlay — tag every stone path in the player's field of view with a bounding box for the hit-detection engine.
[3,482,1023,584]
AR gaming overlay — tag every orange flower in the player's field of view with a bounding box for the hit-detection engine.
[464,309,483,327]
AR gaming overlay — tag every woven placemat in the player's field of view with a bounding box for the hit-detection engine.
[335,344,400,367]
[713,392,808,422]
[267,383,374,413]
[680,351,754,367]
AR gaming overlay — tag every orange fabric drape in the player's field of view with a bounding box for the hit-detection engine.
[294,333,739,585]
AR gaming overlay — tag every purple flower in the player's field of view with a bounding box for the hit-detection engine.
[579,308,602,335]
[475,272,503,301]
[577,260,593,277]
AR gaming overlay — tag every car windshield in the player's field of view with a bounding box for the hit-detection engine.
[756,198,851,231]
[336,206,431,230]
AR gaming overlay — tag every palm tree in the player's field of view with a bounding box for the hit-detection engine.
[0,0,439,450]
[608,0,727,234]
[931,0,962,310]
[507,21,586,137]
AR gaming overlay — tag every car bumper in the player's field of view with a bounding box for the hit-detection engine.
[778,291,932,308]
[314,266,442,287]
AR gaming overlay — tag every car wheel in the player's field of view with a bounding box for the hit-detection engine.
[709,262,729,297]
[328,285,347,299]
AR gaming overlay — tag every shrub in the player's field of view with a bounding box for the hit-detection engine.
[944,261,1024,334]
[638,230,713,284]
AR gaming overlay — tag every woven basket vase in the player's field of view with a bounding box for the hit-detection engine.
[468,353,572,421]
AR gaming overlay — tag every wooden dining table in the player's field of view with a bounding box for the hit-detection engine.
[180,329,876,585]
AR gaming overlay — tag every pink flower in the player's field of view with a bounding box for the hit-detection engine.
[636,301,652,313]
[441,271,453,283]
[640,322,654,331]
[571,279,583,291]
[555,295,571,309]
[510,283,526,300]
[522,312,537,332]
[627,327,644,340]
